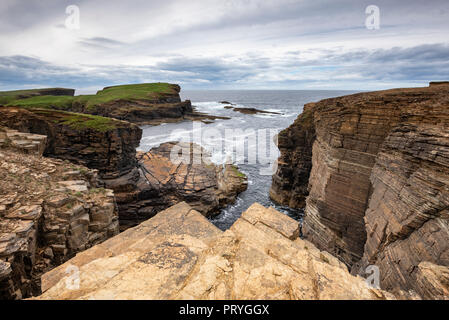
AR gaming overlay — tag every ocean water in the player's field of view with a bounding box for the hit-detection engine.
[138,90,358,230]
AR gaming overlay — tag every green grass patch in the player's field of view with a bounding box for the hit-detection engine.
[6,95,75,110]
[58,113,117,132]
[2,83,177,113]
[84,83,176,111]
[230,165,247,179]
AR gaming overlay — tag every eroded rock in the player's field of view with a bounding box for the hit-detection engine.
[105,142,248,230]
[0,146,118,299]
[35,203,393,300]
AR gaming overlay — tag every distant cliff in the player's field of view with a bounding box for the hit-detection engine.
[1,83,226,125]
[270,83,449,299]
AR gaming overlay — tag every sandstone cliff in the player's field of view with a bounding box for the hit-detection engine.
[270,83,449,298]
[35,202,393,300]
[0,127,119,299]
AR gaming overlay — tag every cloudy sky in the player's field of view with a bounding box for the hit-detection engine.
[0,0,448,93]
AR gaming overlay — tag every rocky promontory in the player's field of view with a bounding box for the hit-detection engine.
[270,82,449,298]
[34,202,393,300]
[2,83,228,125]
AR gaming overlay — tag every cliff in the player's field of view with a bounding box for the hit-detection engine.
[270,83,449,298]
[0,106,142,179]
[0,107,246,230]
[34,202,393,300]
[0,127,118,299]
[2,83,227,125]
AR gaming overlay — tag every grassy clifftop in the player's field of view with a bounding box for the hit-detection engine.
[0,88,75,105]
[1,83,179,112]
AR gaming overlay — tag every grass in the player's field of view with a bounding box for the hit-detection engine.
[58,113,117,132]
[230,165,247,179]
[31,109,118,132]
[83,83,176,111]
[2,83,177,112]
[6,95,75,110]
[0,88,72,105]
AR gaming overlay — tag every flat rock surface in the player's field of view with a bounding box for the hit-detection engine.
[35,202,393,300]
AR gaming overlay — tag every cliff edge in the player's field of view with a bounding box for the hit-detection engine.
[270,83,449,298]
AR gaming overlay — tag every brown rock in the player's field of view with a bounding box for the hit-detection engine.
[0,145,119,299]
[270,82,449,298]
[105,142,248,230]
[34,202,393,300]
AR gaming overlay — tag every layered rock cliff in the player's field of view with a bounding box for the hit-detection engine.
[0,127,118,299]
[35,202,393,300]
[0,106,142,179]
[270,83,449,298]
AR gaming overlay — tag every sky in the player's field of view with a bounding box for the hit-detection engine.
[0,0,448,93]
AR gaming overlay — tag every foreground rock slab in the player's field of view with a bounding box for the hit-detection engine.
[35,202,393,300]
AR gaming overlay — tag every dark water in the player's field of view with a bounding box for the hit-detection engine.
[138,90,357,230]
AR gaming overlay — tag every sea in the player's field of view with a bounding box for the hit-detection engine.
[137,90,358,230]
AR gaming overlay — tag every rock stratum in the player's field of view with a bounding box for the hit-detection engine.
[0,126,118,299]
[270,82,449,299]
[35,202,393,300]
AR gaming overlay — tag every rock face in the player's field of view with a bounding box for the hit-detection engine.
[35,202,393,300]
[107,142,248,230]
[270,107,315,208]
[270,83,449,298]
[0,107,142,179]
[0,135,119,299]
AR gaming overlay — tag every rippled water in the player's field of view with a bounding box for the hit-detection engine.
[138,90,357,230]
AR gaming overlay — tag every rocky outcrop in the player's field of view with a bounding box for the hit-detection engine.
[270,107,315,208]
[106,142,248,230]
[2,83,228,125]
[0,107,142,179]
[34,202,393,300]
[0,140,118,299]
[225,106,281,115]
[270,83,449,298]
